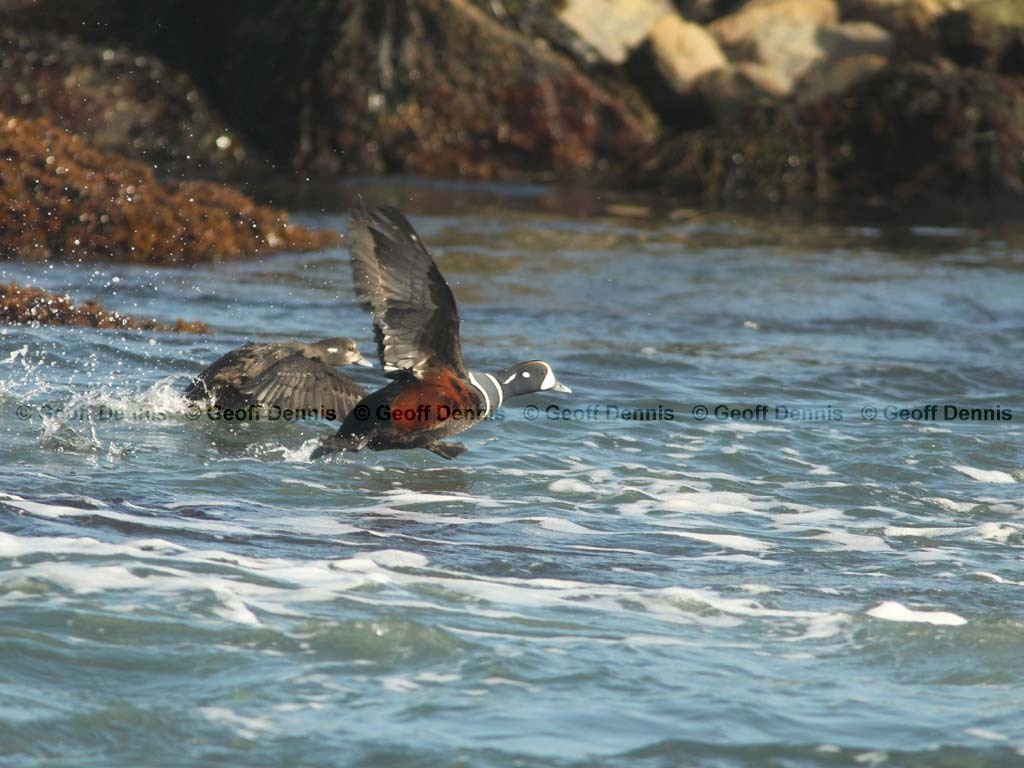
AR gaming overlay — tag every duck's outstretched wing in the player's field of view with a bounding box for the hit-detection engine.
[237,356,368,421]
[349,205,465,379]
[184,342,271,401]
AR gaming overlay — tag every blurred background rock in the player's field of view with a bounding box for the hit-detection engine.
[1,0,1022,223]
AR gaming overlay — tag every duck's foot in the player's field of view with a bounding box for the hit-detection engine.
[425,441,467,460]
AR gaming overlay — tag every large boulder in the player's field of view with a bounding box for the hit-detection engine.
[818,21,893,60]
[0,28,248,178]
[559,0,673,64]
[635,64,1024,211]
[838,0,974,61]
[745,16,824,81]
[694,62,793,122]
[671,0,746,23]
[6,0,659,180]
[709,0,839,51]
[0,115,340,263]
[839,0,955,34]
[647,13,729,92]
[938,0,1024,75]
[796,53,889,101]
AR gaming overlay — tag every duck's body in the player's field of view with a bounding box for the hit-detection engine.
[186,338,371,421]
[313,206,569,460]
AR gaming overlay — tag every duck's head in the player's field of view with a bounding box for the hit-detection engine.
[313,337,373,367]
[496,361,571,398]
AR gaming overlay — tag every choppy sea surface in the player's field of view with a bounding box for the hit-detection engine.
[2,182,1024,767]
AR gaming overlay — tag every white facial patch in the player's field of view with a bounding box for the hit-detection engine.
[522,371,531,378]
[327,347,339,353]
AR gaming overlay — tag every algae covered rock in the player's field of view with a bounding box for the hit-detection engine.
[5,0,658,180]
[0,282,209,332]
[0,116,341,264]
[231,0,659,177]
[938,0,1024,75]
[0,28,248,178]
[638,63,1024,211]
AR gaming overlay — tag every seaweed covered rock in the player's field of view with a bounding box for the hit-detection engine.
[0,28,249,178]
[0,282,209,332]
[0,115,341,263]
[938,0,1024,75]
[638,64,1024,211]
[5,0,658,179]
[226,0,659,177]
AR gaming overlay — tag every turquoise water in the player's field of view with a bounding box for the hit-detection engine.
[2,185,1024,767]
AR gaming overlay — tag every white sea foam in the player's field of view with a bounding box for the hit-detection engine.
[536,517,600,534]
[883,526,972,538]
[199,707,276,740]
[952,465,1016,483]
[923,497,975,513]
[814,532,892,552]
[865,601,967,626]
[548,478,595,494]
[661,531,772,552]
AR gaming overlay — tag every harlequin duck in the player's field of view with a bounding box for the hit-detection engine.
[312,205,571,460]
[185,338,372,421]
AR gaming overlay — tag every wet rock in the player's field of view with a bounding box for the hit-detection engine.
[86,0,659,179]
[818,22,893,60]
[0,282,209,332]
[796,53,889,101]
[636,64,1024,211]
[839,0,959,58]
[709,0,839,52]
[744,16,824,81]
[671,0,745,23]
[731,17,891,86]
[819,63,1024,206]
[695,62,793,122]
[0,28,249,178]
[559,0,673,64]
[294,0,660,177]
[839,0,953,29]
[938,0,1024,75]
[0,116,341,264]
[647,13,729,92]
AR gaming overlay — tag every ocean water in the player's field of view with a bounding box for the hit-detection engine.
[2,183,1023,767]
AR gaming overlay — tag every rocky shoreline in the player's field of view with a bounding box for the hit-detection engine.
[0,0,1021,260]
[0,282,209,332]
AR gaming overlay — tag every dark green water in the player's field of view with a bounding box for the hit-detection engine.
[1,183,1023,766]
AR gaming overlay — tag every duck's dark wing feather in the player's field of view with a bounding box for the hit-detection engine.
[349,205,465,379]
[185,343,276,400]
[237,356,368,421]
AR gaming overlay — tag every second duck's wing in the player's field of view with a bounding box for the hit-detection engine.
[185,342,278,401]
[237,356,369,421]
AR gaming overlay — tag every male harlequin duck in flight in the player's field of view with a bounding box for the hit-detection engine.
[185,338,372,421]
[312,205,571,460]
